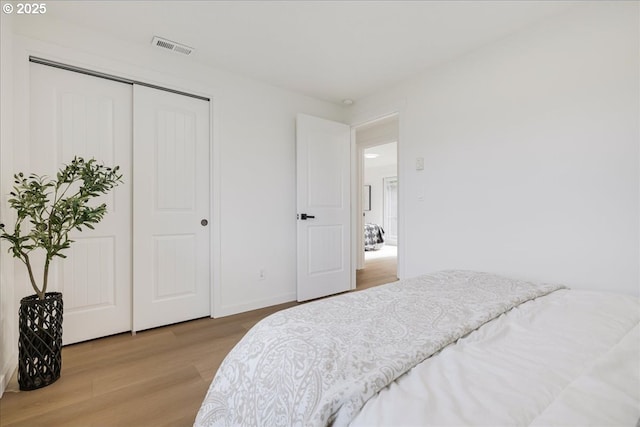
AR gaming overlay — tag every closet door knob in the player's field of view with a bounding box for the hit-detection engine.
[201,219,208,226]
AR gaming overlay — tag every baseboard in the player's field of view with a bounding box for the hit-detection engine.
[216,292,296,318]
[0,357,17,397]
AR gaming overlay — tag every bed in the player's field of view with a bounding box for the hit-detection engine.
[195,270,640,426]
[364,223,385,251]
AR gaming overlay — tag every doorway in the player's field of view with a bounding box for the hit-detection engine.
[354,115,399,290]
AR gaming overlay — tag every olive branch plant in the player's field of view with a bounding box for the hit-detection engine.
[0,157,122,300]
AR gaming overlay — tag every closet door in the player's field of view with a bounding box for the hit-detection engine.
[29,63,133,345]
[132,85,210,332]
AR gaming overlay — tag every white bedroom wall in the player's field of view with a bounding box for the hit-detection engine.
[6,14,347,331]
[0,9,16,396]
[352,2,639,295]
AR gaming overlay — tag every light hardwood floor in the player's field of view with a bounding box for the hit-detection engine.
[0,254,397,427]
[356,248,398,290]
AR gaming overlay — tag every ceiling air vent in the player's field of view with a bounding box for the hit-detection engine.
[151,36,195,56]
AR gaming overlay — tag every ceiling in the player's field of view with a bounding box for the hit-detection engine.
[36,1,576,105]
[365,142,397,169]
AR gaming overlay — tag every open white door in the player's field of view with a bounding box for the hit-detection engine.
[133,85,210,331]
[29,63,133,345]
[296,114,351,302]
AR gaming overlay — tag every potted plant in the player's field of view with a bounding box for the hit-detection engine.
[0,157,121,390]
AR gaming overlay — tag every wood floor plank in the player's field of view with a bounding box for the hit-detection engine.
[0,256,395,426]
[356,251,398,289]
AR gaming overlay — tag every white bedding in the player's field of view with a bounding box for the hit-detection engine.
[195,271,564,426]
[195,272,639,427]
[351,289,640,426]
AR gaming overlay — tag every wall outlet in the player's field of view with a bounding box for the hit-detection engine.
[259,269,266,280]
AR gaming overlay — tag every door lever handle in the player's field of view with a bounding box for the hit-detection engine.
[299,213,315,220]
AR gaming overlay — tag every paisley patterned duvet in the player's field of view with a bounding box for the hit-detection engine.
[194,270,565,426]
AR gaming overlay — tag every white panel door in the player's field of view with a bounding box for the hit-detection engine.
[29,63,132,345]
[133,85,210,331]
[383,176,398,245]
[296,114,351,302]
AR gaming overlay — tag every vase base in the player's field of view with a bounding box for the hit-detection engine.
[18,292,64,391]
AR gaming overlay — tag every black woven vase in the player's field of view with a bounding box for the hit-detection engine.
[18,292,63,390]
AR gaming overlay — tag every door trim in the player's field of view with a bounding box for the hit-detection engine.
[351,112,403,284]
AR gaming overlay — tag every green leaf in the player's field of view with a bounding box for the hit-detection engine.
[1,157,122,294]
